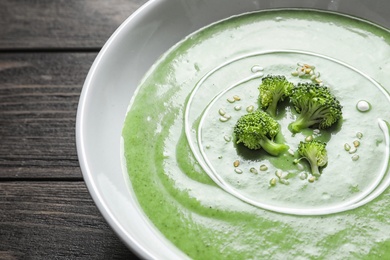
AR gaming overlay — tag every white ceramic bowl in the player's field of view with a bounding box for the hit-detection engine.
[76,0,390,258]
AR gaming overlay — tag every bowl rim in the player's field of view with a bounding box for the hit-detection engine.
[76,1,159,258]
[76,1,390,258]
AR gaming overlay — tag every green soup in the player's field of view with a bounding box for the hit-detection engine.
[122,9,390,259]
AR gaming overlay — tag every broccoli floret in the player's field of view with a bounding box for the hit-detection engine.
[233,110,289,156]
[258,75,294,117]
[289,83,342,133]
[298,140,328,177]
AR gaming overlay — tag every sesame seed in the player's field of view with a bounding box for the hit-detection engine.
[305,135,313,142]
[233,95,241,101]
[227,97,235,103]
[297,163,304,171]
[234,105,242,111]
[260,164,268,171]
[299,172,307,180]
[224,135,232,142]
[275,169,283,179]
[280,179,290,185]
[353,140,360,148]
[349,147,357,154]
[218,108,226,116]
[246,105,254,113]
[233,160,240,167]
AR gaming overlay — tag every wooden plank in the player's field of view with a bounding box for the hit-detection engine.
[0,182,139,259]
[0,0,148,49]
[0,53,96,179]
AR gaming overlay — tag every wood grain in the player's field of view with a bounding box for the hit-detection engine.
[0,0,148,49]
[0,182,139,259]
[0,53,96,179]
[0,1,149,258]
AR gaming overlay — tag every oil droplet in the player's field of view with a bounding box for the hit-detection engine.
[322,192,331,200]
[251,65,264,73]
[356,100,371,112]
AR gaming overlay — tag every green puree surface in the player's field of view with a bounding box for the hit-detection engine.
[122,10,390,259]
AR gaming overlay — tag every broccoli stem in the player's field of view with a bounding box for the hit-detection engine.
[259,138,289,156]
[289,105,332,133]
[265,91,284,117]
[265,99,278,117]
[306,152,321,177]
[289,114,320,133]
[309,163,321,177]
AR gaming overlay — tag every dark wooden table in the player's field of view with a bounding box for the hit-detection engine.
[0,1,148,258]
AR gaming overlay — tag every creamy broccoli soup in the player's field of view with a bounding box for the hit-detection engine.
[122,10,390,259]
